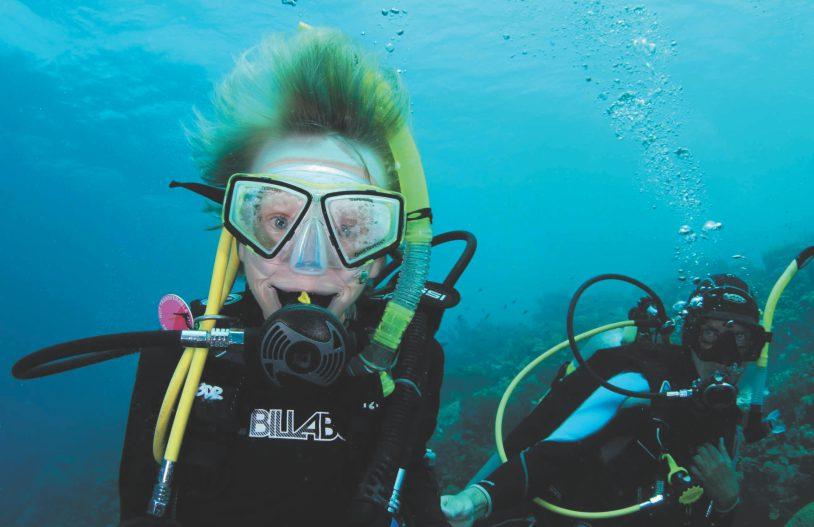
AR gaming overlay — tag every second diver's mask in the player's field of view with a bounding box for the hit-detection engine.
[693,321,765,365]
[682,274,768,366]
[224,171,405,274]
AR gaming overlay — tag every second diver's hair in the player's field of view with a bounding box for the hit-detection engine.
[188,27,409,190]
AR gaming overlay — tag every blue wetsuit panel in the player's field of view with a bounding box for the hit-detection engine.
[545,372,648,442]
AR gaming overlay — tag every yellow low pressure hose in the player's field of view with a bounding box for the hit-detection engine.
[153,230,238,463]
[495,320,666,519]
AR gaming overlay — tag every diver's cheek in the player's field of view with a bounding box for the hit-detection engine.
[327,269,367,319]
[241,251,284,318]
[253,281,282,319]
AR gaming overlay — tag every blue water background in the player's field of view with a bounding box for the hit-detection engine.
[1,1,812,524]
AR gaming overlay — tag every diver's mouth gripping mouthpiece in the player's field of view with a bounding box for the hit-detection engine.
[694,369,739,410]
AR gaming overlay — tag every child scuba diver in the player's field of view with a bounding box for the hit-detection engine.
[13,25,476,527]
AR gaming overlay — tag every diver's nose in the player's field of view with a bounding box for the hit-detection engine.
[289,217,329,275]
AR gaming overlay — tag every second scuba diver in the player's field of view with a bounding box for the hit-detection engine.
[441,274,777,527]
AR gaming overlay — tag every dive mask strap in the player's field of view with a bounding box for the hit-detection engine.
[170,180,226,204]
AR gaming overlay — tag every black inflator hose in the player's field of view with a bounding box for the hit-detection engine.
[566,273,672,400]
[12,330,181,379]
[346,312,430,526]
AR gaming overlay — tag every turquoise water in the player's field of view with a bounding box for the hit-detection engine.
[1,1,812,525]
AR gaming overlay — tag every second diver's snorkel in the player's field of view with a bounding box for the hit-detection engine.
[744,246,814,441]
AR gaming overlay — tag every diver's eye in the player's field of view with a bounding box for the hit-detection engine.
[701,328,719,343]
[266,215,289,230]
[339,224,357,238]
[733,331,749,345]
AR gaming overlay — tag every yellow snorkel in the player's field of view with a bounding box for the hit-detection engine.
[299,22,434,375]
[745,246,814,438]
[351,125,433,374]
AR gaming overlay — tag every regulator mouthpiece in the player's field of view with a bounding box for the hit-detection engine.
[256,303,350,388]
[697,370,738,410]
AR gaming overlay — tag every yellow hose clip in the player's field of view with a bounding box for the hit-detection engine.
[661,453,704,505]
[298,291,311,304]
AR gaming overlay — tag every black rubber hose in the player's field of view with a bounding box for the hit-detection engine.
[12,331,181,379]
[347,312,429,526]
[566,273,671,400]
[432,231,477,288]
[371,231,477,290]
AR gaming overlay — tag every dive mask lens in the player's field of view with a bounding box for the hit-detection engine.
[322,191,404,267]
[224,177,311,258]
[695,325,766,365]
[741,325,767,362]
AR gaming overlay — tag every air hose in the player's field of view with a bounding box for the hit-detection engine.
[347,311,430,526]
[148,228,239,517]
[12,331,181,379]
[495,320,669,519]
[566,273,674,400]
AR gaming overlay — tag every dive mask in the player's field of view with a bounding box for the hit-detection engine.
[223,173,405,273]
[692,316,768,365]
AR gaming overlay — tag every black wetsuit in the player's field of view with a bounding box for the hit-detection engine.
[475,343,741,527]
[119,290,450,527]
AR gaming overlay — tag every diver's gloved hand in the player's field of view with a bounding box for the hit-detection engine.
[690,437,740,512]
[441,486,490,527]
[120,517,183,527]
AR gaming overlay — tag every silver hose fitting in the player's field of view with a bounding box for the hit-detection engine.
[147,460,175,517]
[387,468,407,515]
[664,388,695,399]
[640,494,665,511]
[180,329,244,352]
